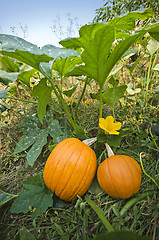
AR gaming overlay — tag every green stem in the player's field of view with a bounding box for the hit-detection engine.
[120,191,154,217]
[38,70,80,134]
[53,84,79,133]
[144,54,152,108]
[75,77,89,116]
[98,87,103,136]
[112,107,116,120]
[5,96,38,104]
[149,127,159,151]
[140,153,159,189]
[85,196,114,232]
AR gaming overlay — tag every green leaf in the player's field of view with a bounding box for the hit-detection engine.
[14,116,40,154]
[53,56,82,78]
[0,55,20,72]
[26,128,48,166]
[0,34,40,51]
[41,44,80,58]
[79,24,115,87]
[1,49,53,72]
[0,89,8,99]
[105,33,145,80]
[46,119,63,139]
[32,78,52,123]
[94,230,151,240]
[60,23,105,50]
[147,22,159,42]
[19,226,36,240]
[17,69,37,87]
[63,83,78,97]
[10,175,53,214]
[0,70,19,85]
[97,133,122,147]
[102,85,127,108]
[14,116,48,166]
[92,85,127,109]
[14,129,40,154]
[0,189,18,207]
[108,8,153,31]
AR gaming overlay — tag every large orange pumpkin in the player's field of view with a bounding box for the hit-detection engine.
[43,138,97,201]
[97,155,142,199]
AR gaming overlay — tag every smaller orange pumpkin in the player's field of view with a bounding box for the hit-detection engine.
[97,144,142,199]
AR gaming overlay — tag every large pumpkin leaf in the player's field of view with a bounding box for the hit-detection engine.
[32,78,52,123]
[0,49,53,72]
[78,25,114,88]
[14,116,64,166]
[46,119,63,139]
[59,23,105,50]
[0,34,80,79]
[10,175,53,214]
[41,44,79,58]
[108,8,153,31]
[14,116,48,166]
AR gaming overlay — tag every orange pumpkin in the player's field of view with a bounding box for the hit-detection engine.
[97,155,142,199]
[43,138,97,201]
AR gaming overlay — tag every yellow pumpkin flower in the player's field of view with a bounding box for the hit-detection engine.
[99,116,121,135]
[85,99,90,104]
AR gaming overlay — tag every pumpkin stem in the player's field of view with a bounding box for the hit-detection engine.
[105,143,115,157]
[83,137,97,146]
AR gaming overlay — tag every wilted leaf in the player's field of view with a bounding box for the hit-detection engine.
[147,39,159,56]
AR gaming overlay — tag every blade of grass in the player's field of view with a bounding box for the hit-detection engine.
[85,195,114,232]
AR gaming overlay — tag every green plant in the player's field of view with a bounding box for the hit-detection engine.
[43,138,97,201]
[0,8,158,144]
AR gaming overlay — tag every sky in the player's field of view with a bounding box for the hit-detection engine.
[0,0,105,47]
